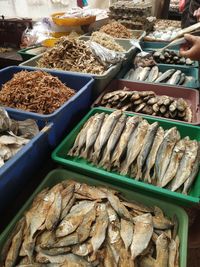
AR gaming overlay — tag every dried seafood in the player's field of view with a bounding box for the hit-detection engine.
[68,110,200,195]
[90,31,125,52]
[99,21,132,39]
[99,89,193,122]
[38,37,106,75]
[0,108,39,167]
[1,179,180,267]
[0,70,75,114]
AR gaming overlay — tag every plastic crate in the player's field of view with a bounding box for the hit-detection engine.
[0,169,188,267]
[19,55,122,97]
[52,107,200,207]
[118,63,199,89]
[0,66,94,147]
[141,41,180,51]
[17,46,46,61]
[0,113,52,214]
[92,79,200,126]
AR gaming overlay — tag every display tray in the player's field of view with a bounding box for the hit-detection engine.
[52,107,200,207]
[0,66,94,147]
[92,79,200,126]
[0,168,188,267]
[117,63,199,89]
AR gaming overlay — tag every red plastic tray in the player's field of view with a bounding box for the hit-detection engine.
[93,80,200,125]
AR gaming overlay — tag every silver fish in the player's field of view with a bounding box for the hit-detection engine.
[91,110,122,164]
[155,127,180,185]
[136,122,159,180]
[111,116,142,169]
[138,67,151,81]
[171,140,199,192]
[124,68,135,80]
[99,114,126,169]
[167,70,181,85]
[120,120,149,176]
[183,142,200,194]
[81,113,105,159]
[132,67,144,80]
[131,213,153,260]
[159,138,186,188]
[154,69,175,83]
[146,66,159,82]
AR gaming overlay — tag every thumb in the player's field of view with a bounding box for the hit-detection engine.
[184,34,196,44]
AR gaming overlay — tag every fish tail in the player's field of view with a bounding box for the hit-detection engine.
[68,147,76,156]
[120,164,129,176]
[80,147,88,159]
[91,151,100,165]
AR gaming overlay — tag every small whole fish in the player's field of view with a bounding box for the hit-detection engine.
[167,70,181,85]
[81,113,105,159]
[171,140,199,192]
[138,67,151,81]
[91,110,122,164]
[120,219,134,250]
[136,122,159,180]
[132,66,144,80]
[155,127,180,185]
[155,233,169,267]
[159,138,186,188]
[146,65,159,82]
[154,69,175,83]
[120,119,149,176]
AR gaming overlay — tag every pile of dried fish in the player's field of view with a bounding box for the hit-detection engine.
[68,110,200,194]
[1,179,180,267]
[99,21,132,39]
[90,31,125,52]
[99,89,192,122]
[0,70,75,114]
[153,50,194,66]
[124,66,194,86]
[0,108,39,167]
[38,37,106,75]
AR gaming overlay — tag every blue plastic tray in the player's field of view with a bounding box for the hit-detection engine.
[141,41,180,51]
[0,66,94,147]
[0,112,52,215]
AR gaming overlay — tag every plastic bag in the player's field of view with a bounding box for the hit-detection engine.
[88,41,126,67]
[0,108,12,133]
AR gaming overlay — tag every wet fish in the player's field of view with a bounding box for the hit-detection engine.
[91,110,122,164]
[91,204,109,252]
[167,70,181,85]
[81,113,105,159]
[146,65,159,82]
[99,114,126,168]
[120,120,149,176]
[136,122,159,180]
[111,116,142,169]
[183,142,200,194]
[131,213,153,259]
[120,218,133,250]
[155,234,169,267]
[171,140,199,192]
[155,127,180,185]
[132,67,143,80]
[154,69,175,83]
[138,67,151,81]
[159,138,186,188]
[124,68,135,80]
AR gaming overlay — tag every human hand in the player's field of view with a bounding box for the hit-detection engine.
[194,8,200,22]
[180,34,200,60]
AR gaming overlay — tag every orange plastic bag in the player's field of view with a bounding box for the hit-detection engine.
[179,0,185,12]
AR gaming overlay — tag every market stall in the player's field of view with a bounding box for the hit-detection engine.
[0,1,199,267]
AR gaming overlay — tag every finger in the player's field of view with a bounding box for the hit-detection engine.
[184,34,196,44]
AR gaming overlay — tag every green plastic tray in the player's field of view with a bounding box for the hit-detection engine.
[17,46,45,61]
[0,169,188,267]
[52,107,200,207]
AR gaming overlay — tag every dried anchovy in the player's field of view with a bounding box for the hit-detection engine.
[99,21,132,38]
[0,70,75,114]
[38,37,106,75]
[90,31,125,52]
